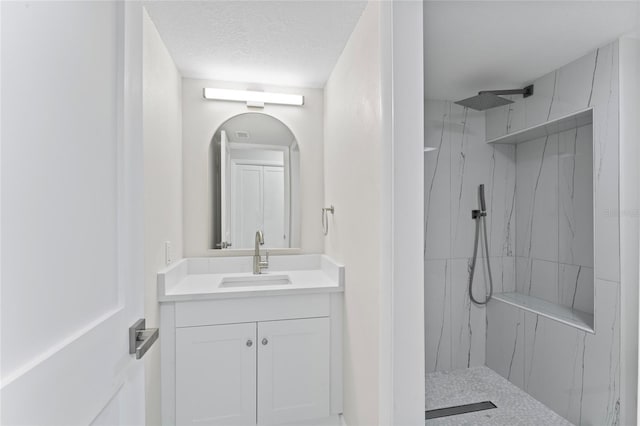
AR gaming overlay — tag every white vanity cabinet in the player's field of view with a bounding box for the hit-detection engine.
[174,317,331,426]
[159,255,344,426]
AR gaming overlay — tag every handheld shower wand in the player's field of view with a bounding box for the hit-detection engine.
[469,184,493,305]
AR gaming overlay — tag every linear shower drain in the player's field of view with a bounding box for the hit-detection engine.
[425,401,497,420]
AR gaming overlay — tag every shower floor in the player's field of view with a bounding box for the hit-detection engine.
[426,366,574,426]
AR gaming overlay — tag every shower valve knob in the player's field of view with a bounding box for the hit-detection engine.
[472,209,487,219]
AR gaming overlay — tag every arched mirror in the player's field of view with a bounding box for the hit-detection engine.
[211,113,300,250]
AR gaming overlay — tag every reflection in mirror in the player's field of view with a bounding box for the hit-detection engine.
[212,113,299,250]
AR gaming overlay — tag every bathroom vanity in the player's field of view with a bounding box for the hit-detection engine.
[158,255,344,426]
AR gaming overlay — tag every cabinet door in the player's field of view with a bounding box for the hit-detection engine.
[257,318,330,425]
[176,323,257,425]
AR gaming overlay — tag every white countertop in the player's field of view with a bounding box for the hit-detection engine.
[158,255,344,302]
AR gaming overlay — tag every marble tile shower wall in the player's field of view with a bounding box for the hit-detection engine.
[424,99,516,373]
[485,42,621,426]
[513,124,594,314]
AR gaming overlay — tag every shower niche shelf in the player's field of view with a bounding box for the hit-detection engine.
[493,292,594,333]
[486,107,593,145]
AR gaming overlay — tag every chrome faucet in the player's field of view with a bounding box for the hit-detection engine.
[253,231,269,274]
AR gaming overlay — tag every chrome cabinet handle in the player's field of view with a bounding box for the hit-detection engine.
[246,339,253,347]
[262,338,268,346]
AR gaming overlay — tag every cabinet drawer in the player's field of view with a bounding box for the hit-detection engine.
[175,294,330,327]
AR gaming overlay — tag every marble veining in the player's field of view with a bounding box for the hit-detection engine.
[425,100,516,373]
[483,41,620,426]
[424,101,452,260]
[488,280,620,425]
[508,57,595,319]
[424,109,448,259]
[455,108,469,229]
[425,259,451,372]
[493,292,593,332]
[587,48,599,107]
[427,41,620,426]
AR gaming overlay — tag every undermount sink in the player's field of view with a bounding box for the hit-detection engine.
[219,274,292,288]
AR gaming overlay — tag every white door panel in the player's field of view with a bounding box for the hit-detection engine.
[233,164,263,248]
[176,323,257,426]
[263,166,285,248]
[231,164,285,248]
[1,2,145,424]
[257,318,330,425]
[220,130,232,247]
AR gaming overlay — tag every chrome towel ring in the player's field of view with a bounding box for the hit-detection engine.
[322,205,335,236]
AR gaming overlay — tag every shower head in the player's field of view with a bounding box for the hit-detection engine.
[455,93,513,111]
[455,85,534,111]
[478,184,486,212]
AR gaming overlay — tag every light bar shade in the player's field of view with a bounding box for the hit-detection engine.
[203,88,304,106]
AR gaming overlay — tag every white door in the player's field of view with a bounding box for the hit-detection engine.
[232,164,263,248]
[257,318,331,425]
[176,323,257,426]
[263,166,286,248]
[220,130,232,247]
[1,2,147,424]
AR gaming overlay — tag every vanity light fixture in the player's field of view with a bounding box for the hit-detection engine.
[203,88,304,107]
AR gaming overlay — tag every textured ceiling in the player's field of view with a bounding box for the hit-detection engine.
[424,1,640,101]
[144,1,367,88]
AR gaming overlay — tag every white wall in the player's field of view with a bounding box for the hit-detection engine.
[323,3,382,425]
[182,78,324,256]
[324,3,425,424]
[380,2,424,423]
[619,35,640,426]
[142,10,183,426]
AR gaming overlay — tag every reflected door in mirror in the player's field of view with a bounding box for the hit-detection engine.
[232,164,286,249]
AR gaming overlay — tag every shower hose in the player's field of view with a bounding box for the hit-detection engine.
[468,189,494,305]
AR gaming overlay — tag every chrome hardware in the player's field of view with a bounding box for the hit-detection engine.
[322,205,335,236]
[262,338,269,346]
[468,184,494,305]
[246,339,253,347]
[216,241,232,249]
[129,319,159,360]
[253,231,269,274]
[471,209,486,219]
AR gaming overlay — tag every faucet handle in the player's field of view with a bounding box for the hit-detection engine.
[259,251,269,270]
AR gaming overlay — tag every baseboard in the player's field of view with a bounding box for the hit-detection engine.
[277,414,343,426]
